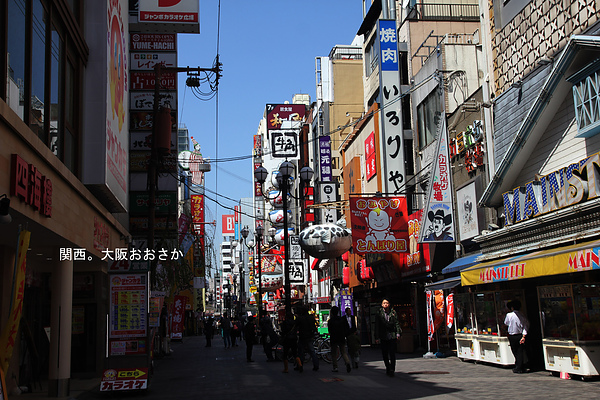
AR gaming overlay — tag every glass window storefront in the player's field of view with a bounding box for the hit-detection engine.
[2,0,82,175]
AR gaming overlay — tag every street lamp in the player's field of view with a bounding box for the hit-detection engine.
[254,161,314,316]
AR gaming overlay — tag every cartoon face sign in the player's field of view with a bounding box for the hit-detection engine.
[367,208,392,232]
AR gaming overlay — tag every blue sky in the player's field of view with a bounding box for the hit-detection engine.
[176,1,364,252]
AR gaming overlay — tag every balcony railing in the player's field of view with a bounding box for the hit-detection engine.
[406,2,480,22]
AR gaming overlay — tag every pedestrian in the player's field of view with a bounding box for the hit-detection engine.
[280,312,302,373]
[221,313,232,348]
[327,306,352,373]
[504,299,530,373]
[344,307,360,369]
[297,306,319,371]
[259,311,276,361]
[231,317,242,347]
[374,298,402,377]
[243,315,257,362]
[204,315,215,347]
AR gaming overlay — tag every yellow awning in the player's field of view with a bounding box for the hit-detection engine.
[461,239,600,286]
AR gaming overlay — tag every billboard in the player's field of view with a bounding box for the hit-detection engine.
[266,104,306,159]
[349,196,409,255]
[104,0,129,210]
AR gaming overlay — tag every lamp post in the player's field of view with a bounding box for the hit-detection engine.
[255,224,264,315]
[254,161,313,316]
[239,226,249,317]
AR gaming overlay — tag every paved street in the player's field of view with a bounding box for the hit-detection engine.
[20,335,600,400]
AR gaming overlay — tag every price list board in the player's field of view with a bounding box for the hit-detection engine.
[109,274,148,338]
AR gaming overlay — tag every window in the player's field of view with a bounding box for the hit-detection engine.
[2,0,83,175]
[573,69,600,138]
[364,38,378,78]
[416,90,442,149]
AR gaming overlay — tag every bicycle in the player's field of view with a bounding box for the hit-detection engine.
[313,334,340,364]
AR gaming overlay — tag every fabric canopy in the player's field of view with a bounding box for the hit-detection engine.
[441,252,482,274]
[424,276,461,291]
[461,239,600,286]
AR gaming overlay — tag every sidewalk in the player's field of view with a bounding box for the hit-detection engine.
[12,335,600,400]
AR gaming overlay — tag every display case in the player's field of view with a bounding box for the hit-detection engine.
[539,284,600,377]
[454,292,479,360]
[455,290,524,365]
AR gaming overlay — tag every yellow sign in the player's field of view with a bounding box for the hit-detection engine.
[117,369,147,379]
[461,239,600,286]
[0,230,31,373]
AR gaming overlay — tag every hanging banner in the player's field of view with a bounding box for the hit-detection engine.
[0,230,31,372]
[456,182,479,241]
[426,290,434,342]
[419,118,455,243]
[349,196,409,254]
[446,292,454,330]
[171,295,187,340]
[434,290,445,332]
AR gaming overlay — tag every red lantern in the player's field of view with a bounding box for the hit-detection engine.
[342,266,350,285]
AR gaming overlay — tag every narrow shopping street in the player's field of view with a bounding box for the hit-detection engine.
[21,335,600,400]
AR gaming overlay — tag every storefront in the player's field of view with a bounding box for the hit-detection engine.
[459,240,600,376]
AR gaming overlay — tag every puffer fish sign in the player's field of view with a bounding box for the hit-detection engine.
[298,223,352,259]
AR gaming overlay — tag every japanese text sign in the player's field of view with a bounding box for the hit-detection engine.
[349,196,409,254]
[319,136,332,182]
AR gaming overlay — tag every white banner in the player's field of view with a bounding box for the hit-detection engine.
[419,118,455,243]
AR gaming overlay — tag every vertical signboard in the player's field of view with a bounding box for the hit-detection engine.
[319,182,337,224]
[106,0,129,209]
[377,19,405,195]
[364,131,377,181]
[319,136,332,182]
[109,274,148,338]
[138,0,200,33]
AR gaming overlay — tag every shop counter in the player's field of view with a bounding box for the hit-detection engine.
[543,339,600,377]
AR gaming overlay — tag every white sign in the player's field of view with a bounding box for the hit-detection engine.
[270,130,299,159]
[457,182,479,241]
[319,182,337,224]
[130,52,177,71]
[290,235,302,260]
[138,0,199,33]
[289,260,307,285]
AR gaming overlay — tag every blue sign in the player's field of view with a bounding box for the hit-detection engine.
[378,20,398,72]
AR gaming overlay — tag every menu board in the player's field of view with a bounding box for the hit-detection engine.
[109,274,148,338]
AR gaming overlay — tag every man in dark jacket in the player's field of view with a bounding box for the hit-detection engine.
[374,298,402,376]
[243,315,257,362]
[328,306,352,373]
[297,306,319,371]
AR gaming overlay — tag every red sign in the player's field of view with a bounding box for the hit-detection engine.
[10,154,52,217]
[171,295,186,339]
[222,215,235,235]
[365,131,377,181]
[130,71,177,90]
[402,210,431,277]
[349,196,409,255]
[266,104,306,131]
[130,33,176,51]
[446,293,454,329]
[94,217,110,252]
